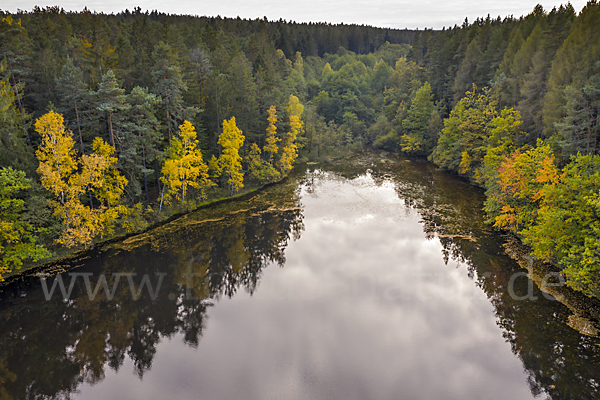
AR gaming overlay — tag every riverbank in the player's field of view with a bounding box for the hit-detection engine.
[378,150,600,336]
[1,173,292,286]
[502,233,600,336]
[8,150,600,343]
[2,151,600,399]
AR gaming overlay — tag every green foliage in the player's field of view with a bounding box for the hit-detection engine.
[122,86,162,201]
[522,154,600,297]
[543,1,600,136]
[55,57,90,153]
[400,81,435,155]
[430,86,498,176]
[478,108,523,191]
[554,71,600,159]
[4,4,600,302]
[96,69,130,150]
[0,59,32,172]
[369,114,396,148]
[0,167,50,279]
[246,143,280,184]
[384,58,423,121]
[370,61,393,93]
[152,42,198,144]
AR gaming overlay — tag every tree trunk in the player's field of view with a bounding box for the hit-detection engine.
[216,84,220,137]
[156,159,161,195]
[108,112,115,148]
[7,58,31,146]
[158,183,166,216]
[182,172,186,202]
[142,145,149,203]
[166,98,172,146]
[75,102,84,153]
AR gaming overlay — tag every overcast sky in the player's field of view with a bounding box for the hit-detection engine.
[1,0,588,29]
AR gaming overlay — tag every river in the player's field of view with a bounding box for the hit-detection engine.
[0,152,599,400]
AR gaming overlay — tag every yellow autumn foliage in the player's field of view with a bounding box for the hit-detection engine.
[278,95,304,174]
[160,120,212,204]
[218,117,245,195]
[35,111,128,248]
[90,137,127,207]
[264,105,280,163]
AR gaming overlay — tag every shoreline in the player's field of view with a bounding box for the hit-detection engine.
[501,233,600,336]
[0,173,291,287]
[5,151,600,339]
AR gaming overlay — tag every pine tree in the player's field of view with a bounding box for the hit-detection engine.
[127,86,162,202]
[0,15,33,147]
[96,69,130,152]
[0,60,32,172]
[56,58,91,154]
[227,52,259,139]
[189,47,212,109]
[452,34,484,104]
[69,16,117,86]
[152,42,198,145]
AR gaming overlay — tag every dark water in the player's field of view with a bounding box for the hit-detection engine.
[1,153,600,400]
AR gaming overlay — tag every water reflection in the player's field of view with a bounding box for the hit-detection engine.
[0,179,304,400]
[335,154,600,400]
[0,153,599,400]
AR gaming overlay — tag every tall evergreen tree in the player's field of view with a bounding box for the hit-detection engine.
[151,41,198,145]
[96,69,130,153]
[227,52,259,142]
[544,1,600,136]
[122,86,162,201]
[0,60,32,172]
[555,73,600,158]
[0,15,33,147]
[56,58,91,153]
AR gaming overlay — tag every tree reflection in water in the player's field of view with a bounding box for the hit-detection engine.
[0,178,304,400]
[325,153,600,400]
[0,153,599,400]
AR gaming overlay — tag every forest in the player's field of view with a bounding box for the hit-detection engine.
[0,2,599,300]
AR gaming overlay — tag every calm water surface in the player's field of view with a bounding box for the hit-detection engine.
[1,153,599,400]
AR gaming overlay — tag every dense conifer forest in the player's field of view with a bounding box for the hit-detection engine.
[1,2,600,300]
